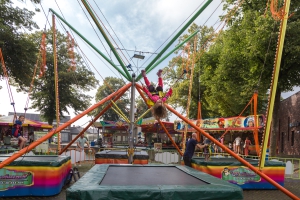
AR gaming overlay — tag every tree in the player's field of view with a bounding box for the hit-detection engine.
[0,0,41,89]
[94,77,129,121]
[164,23,217,119]
[29,30,98,125]
[221,0,300,156]
[200,11,275,117]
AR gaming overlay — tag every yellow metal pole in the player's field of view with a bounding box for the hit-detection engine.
[259,0,291,169]
[110,100,130,122]
[111,107,130,123]
[134,107,151,124]
[53,14,61,152]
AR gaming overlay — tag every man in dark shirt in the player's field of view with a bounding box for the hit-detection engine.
[183,133,207,167]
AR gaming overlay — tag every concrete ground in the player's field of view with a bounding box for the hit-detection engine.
[1,163,299,200]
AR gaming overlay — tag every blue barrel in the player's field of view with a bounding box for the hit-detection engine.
[91,141,95,147]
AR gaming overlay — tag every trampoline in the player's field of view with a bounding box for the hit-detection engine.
[67,164,243,200]
[0,155,71,197]
[95,150,149,164]
[191,157,286,189]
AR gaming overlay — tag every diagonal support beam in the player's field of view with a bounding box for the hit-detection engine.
[81,0,131,81]
[49,8,130,81]
[165,103,299,200]
[136,30,199,81]
[0,83,132,169]
[136,0,213,81]
[59,86,130,154]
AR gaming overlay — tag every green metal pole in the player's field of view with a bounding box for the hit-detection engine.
[81,0,131,81]
[49,8,130,81]
[136,0,213,81]
[139,30,198,80]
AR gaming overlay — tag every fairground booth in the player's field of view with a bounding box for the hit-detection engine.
[175,114,266,155]
[0,115,52,146]
[175,115,286,190]
[93,117,180,149]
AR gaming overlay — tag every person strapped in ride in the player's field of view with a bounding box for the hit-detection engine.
[142,69,173,120]
[12,114,27,150]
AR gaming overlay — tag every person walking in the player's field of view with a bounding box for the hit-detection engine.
[76,134,90,166]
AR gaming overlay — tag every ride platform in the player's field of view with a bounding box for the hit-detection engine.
[66,164,243,200]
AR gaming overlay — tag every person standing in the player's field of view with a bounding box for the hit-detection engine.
[244,137,252,157]
[220,136,224,152]
[77,134,90,151]
[234,136,242,154]
[183,133,207,167]
[203,137,211,161]
[76,134,90,166]
[12,115,27,150]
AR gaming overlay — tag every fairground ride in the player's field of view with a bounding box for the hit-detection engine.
[0,0,298,199]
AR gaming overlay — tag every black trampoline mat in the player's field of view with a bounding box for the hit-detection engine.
[100,166,208,186]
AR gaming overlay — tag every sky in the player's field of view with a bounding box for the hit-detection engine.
[0,0,298,126]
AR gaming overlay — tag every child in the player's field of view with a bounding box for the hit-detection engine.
[12,115,27,150]
[142,69,172,120]
[203,137,211,161]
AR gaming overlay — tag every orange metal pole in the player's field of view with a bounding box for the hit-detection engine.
[158,120,183,156]
[165,103,299,200]
[136,83,182,155]
[220,95,255,143]
[197,101,201,142]
[0,83,132,169]
[197,101,201,120]
[59,86,130,154]
[220,129,230,138]
[52,15,61,152]
[253,91,260,155]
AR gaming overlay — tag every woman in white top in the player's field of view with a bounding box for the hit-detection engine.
[234,136,242,154]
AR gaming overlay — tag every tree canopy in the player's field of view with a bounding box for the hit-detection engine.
[29,30,98,125]
[220,0,300,156]
[164,0,300,156]
[166,1,300,116]
[94,77,129,121]
[0,0,41,89]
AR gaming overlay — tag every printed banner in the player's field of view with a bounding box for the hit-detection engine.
[0,169,33,191]
[221,167,261,185]
[174,115,265,131]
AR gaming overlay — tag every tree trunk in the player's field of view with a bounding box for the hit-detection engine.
[269,87,281,157]
[48,119,53,126]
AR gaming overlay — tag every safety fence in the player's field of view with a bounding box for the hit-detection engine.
[56,148,96,165]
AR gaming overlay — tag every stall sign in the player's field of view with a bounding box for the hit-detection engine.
[0,169,33,191]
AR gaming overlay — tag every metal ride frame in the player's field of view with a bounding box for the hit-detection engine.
[0,0,298,199]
